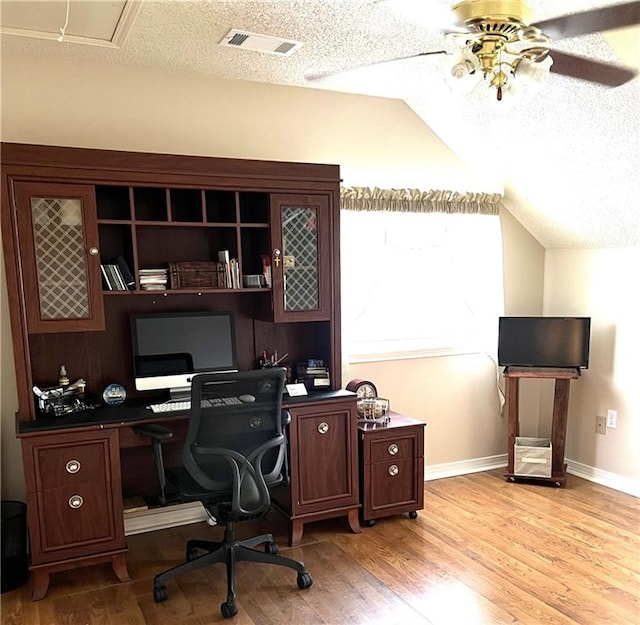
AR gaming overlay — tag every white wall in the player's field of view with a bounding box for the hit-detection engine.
[1,51,544,497]
[544,248,640,493]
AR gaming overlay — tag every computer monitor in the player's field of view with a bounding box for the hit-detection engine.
[130,311,238,395]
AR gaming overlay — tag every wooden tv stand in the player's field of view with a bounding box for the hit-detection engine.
[503,366,580,486]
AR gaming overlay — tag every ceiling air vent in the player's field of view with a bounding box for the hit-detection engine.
[219,29,303,57]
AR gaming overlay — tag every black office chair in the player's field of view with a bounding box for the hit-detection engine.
[133,368,312,619]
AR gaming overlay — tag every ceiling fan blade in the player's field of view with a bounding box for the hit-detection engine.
[304,50,447,81]
[534,1,640,41]
[550,50,638,86]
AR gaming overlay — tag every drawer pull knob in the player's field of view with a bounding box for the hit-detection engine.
[317,422,329,434]
[388,464,399,477]
[388,444,399,455]
[68,495,84,509]
[66,460,81,473]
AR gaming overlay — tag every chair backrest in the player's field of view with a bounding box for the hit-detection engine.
[183,368,287,519]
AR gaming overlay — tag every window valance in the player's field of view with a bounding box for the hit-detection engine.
[340,186,502,215]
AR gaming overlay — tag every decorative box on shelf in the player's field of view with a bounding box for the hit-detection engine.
[168,261,225,289]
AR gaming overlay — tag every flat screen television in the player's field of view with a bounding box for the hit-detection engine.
[498,316,591,369]
[130,311,238,394]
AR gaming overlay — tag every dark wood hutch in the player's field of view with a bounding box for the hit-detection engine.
[1,143,360,599]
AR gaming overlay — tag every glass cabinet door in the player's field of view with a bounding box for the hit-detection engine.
[270,194,331,322]
[14,182,104,333]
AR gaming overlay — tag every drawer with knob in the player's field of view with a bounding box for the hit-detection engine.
[369,436,416,463]
[21,428,126,565]
[32,441,109,490]
[36,482,119,560]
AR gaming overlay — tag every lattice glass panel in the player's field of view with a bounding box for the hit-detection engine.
[31,197,90,320]
[282,206,319,311]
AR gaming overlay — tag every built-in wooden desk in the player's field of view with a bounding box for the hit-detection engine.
[17,390,359,600]
[2,144,351,600]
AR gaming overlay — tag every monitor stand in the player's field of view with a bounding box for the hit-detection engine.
[169,386,191,401]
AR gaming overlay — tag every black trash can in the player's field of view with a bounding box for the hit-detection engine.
[1,500,29,593]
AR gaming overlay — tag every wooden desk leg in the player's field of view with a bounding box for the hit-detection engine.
[111,553,131,582]
[506,376,520,474]
[30,569,49,601]
[289,519,304,547]
[551,378,571,476]
[347,509,362,534]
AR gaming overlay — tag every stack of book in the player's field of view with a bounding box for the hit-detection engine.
[218,250,240,289]
[101,256,135,291]
[139,268,168,290]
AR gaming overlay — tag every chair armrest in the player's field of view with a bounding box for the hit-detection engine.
[133,423,173,441]
[132,423,173,505]
[281,409,291,427]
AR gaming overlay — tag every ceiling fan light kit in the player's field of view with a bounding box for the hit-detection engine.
[448,0,554,100]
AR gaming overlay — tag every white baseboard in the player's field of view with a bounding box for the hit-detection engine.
[423,454,639,499]
[124,502,210,536]
[565,458,640,498]
[424,454,508,481]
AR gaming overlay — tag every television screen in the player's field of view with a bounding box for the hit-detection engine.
[498,317,591,369]
[131,311,238,392]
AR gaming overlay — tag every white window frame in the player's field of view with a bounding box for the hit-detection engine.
[341,209,504,364]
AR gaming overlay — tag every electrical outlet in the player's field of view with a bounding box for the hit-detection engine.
[596,415,606,435]
[606,409,617,429]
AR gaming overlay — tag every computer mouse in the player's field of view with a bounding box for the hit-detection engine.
[238,394,256,403]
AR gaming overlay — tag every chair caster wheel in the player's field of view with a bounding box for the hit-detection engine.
[153,585,168,603]
[297,571,313,589]
[221,600,238,618]
[408,511,418,520]
[186,547,199,561]
[364,519,375,527]
[265,541,279,555]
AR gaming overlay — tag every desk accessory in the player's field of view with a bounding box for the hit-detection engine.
[296,361,330,390]
[58,365,69,386]
[346,379,390,424]
[102,383,126,406]
[33,379,96,416]
[242,274,264,288]
[346,378,377,399]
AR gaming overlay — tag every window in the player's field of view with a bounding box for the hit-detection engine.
[341,209,504,362]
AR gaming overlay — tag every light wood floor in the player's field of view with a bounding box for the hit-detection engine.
[2,470,639,625]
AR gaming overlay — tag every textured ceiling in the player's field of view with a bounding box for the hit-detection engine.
[1,0,639,248]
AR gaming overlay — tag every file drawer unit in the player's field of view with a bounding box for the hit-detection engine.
[275,396,361,546]
[21,428,130,600]
[358,414,425,526]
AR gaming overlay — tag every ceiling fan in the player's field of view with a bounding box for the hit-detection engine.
[306,0,640,100]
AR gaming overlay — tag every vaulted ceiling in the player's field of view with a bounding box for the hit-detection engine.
[2,0,639,248]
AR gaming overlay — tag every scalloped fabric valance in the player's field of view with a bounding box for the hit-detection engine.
[340,186,502,215]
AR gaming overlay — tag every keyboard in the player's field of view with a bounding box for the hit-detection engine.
[148,397,243,413]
